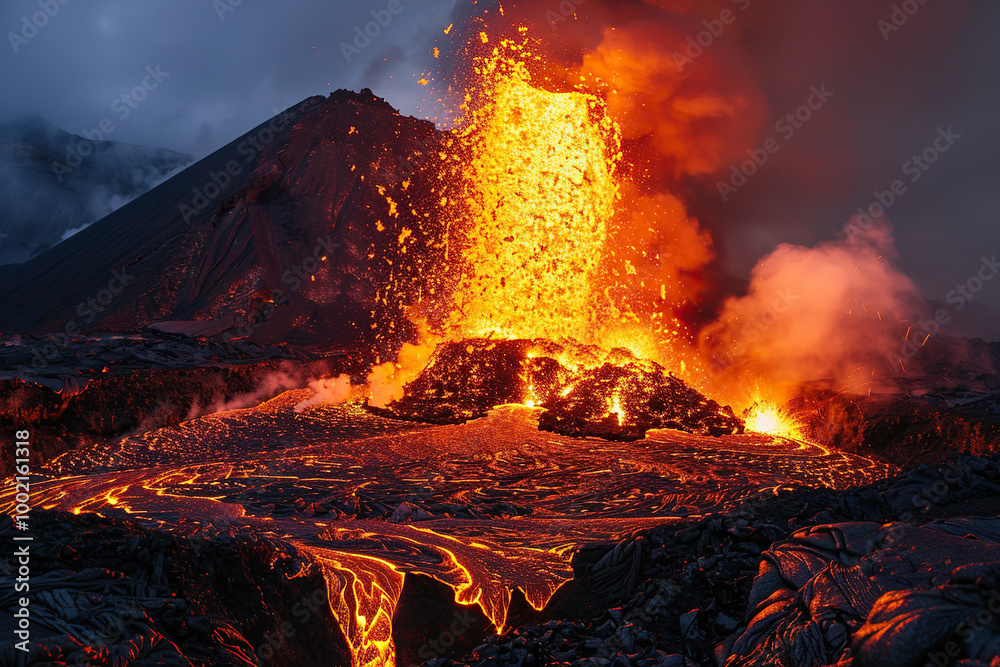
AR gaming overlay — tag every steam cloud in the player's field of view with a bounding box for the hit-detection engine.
[293,375,355,413]
[294,321,437,412]
[697,220,925,406]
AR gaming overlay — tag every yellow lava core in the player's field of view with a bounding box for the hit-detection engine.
[448,39,621,345]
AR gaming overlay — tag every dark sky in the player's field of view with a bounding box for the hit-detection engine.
[2,0,998,310]
[0,0,458,155]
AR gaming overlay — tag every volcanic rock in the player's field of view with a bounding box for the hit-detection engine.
[852,565,1000,666]
[537,362,743,440]
[378,338,537,424]
[0,511,350,666]
[379,338,743,439]
[790,335,1000,466]
[718,455,1000,667]
[428,454,1000,667]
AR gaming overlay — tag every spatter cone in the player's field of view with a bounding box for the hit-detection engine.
[377,338,743,440]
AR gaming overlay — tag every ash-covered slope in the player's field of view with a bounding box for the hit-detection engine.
[0,91,447,351]
[0,115,192,264]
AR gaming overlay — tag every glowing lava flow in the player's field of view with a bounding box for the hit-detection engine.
[309,549,405,667]
[311,519,576,634]
[0,392,898,667]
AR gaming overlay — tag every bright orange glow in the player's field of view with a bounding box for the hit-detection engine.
[310,549,405,667]
[744,400,806,441]
[429,36,719,384]
[609,393,626,426]
[365,318,439,408]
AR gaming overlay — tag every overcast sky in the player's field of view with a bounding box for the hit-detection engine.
[1,0,998,310]
[0,0,458,156]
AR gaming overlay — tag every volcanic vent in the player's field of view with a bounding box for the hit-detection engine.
[379,339,743,440]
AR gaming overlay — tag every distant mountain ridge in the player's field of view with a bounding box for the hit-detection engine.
[0,115,192,264]
[931,298,1000,343]
[0,91,447,354]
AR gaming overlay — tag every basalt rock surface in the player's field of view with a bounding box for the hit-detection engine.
[422,454,1000,667]
[378,339,537,425]
[7,437,1000,666]
[537,362,743,440]
[0,512,350,666]
[0,333,345,476]
[791,335,1000,467]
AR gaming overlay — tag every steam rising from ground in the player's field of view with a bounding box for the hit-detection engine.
[698,220,924,406]
[186,370,305,420]
[364,331,437,408]
[293,323,437,412]
[293,375,354,412]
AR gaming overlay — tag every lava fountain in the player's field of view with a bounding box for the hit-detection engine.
[444,37,622,346]
[370,35,767,439]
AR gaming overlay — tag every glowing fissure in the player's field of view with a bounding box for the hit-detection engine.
[308,548,405,667]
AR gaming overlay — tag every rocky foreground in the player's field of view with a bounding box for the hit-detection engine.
[4,452,999,666]
[435,455,1000,667]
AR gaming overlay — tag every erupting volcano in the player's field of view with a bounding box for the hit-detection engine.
[3,3,1000,667]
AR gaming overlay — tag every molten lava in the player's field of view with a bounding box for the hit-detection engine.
[744,400,807,441]
[311,550,404,667]
[445,38,622,346]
